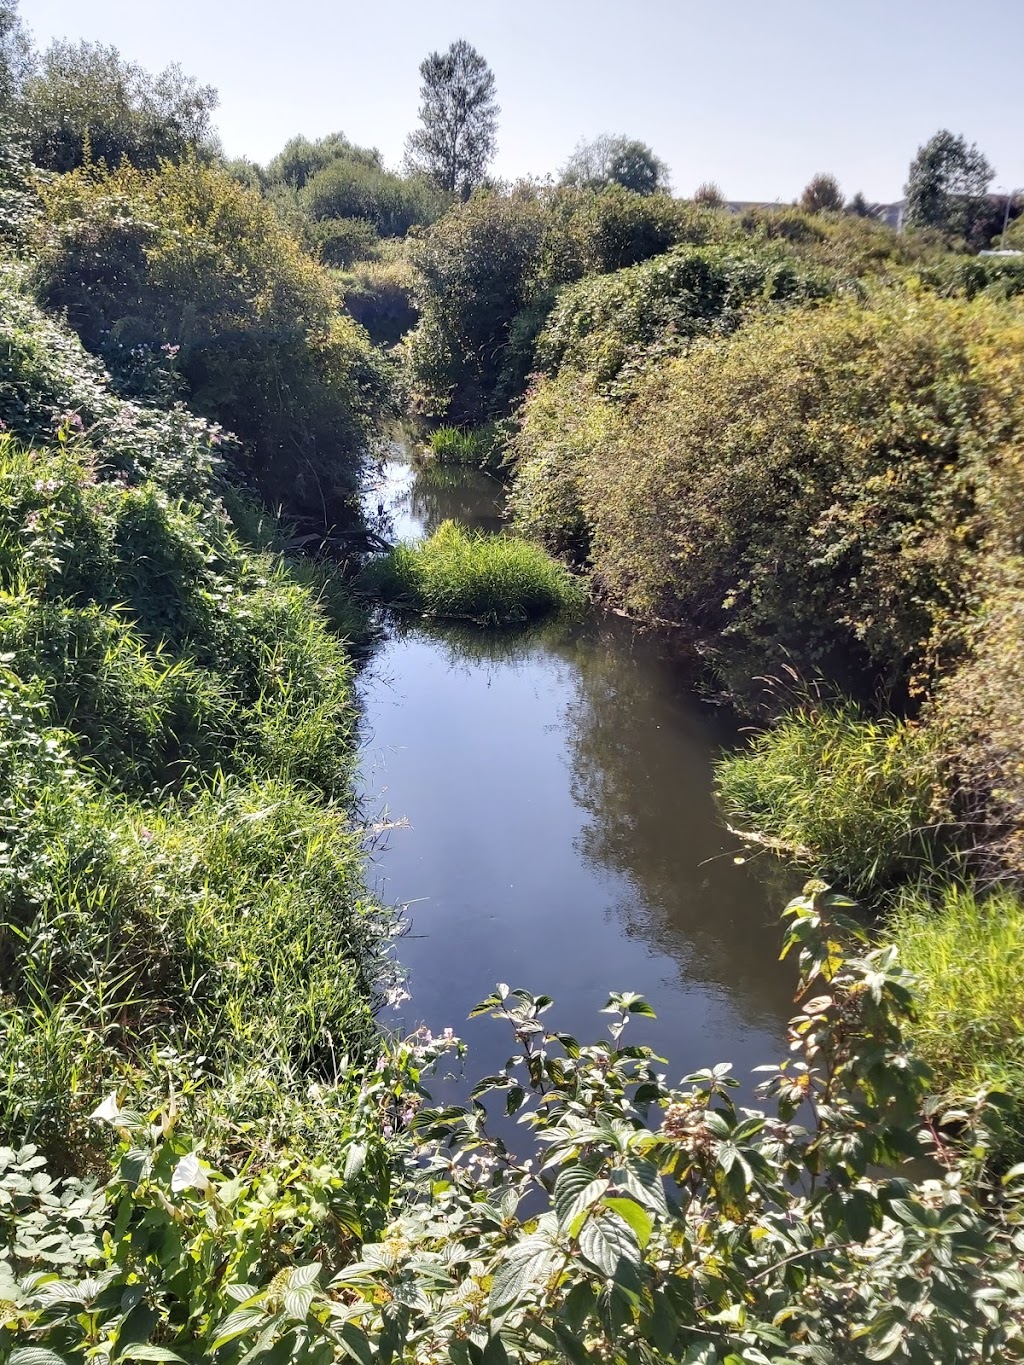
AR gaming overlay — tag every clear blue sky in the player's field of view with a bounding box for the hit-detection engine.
[23,0,1024,202]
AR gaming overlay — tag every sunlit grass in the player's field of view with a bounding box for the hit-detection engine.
[891,882,1024,1159]
[714,704,950,892]
[361,519,584,626]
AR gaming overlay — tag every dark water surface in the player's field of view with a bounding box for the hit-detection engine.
[357,450,796,1095]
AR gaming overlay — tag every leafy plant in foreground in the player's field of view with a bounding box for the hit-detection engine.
[4,887,1024,1363]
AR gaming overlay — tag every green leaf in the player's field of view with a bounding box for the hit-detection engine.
[553,1165,607,1231]
[617,1159,668,1216]
[118,1350,187,1363]
[211,1306,271,1350]
[288,1263,322,1289]
[344,1142,367,1181]
[10,1352,71,1365]
[336,1322,373,1365]
[579,1212,639,1278]
[604,1196,653,1248]
[488,1238,558,1314]
[283,1283,316,1321]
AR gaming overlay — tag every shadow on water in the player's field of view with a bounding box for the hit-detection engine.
[357,443,799,1108]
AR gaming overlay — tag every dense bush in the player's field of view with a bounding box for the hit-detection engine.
[31,158,393,515]
[512,292,1024,694]
[301,158,445,236]
[306,214,381,267]
[403,189,550,421]
[535,242,839,386]
[0,287,392,1175]
[361,519,583,625]
[16,39,218,172]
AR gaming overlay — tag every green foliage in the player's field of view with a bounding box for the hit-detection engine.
[301,159,444,237]
[403,189,550,420]
[5,891,1024,1363]
[800,171,844,213]
[337,253,418,347]
[891,882,1024,1159]
[424,422,502,471]
[560,133,670,196]
[266,131,384,190]
[306,215,381,268]
[904,128,995,242]
[512,292,1024,692]
[0,288,392,1175]
[535,241,839,386]
[17,39,218,172]
[361,519,583,625]
[715,704,950,891]
[32,158,393,515]
[404,39,498,196]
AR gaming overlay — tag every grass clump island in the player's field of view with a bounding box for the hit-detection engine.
[360,518,584,625]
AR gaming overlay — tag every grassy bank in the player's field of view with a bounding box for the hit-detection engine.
[360,518,583,625]
[890,883,1024,1152]
[0,276,394,1177]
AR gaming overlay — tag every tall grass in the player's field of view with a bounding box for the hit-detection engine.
[0,290,393,1175]
[361,519,584,626]
[890,883,1024,1160]
[714,704,950,892]
[426,423,505,472]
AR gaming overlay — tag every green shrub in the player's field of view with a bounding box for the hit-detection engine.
[306,214,381,267]
[338,252,418,346]
[714,704,951,891]
[513,292,1024,692]
[891,882,1024,1157]
[535,242,839,386]
[361,519,583,625]
[403,189,551,421]
[0,293,390,1174]
[301,158,444,236]
[32,158,393,515]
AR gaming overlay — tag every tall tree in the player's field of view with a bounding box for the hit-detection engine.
[904,129,994,239]
[404,40,498,198]
[0,0,32,114]
[560,134,669,196]
[800,172,843,214]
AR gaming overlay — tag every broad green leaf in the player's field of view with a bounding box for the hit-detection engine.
[616,1159,668,1216]
[118,1349,187,1363]
[10,1352,71,1365]
[553,1165,607,1231]
[211,1306,271,1350]
[604,1196,653,1248]
[579,1212,639,1278]
[336,1322,373,1365]
[488,1238,559,1314]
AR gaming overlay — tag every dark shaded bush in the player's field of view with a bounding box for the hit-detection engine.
[337,255,418,346]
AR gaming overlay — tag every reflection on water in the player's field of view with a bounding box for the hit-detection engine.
[357,448,797,1094]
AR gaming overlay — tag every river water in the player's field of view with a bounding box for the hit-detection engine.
[357,449,797,1095]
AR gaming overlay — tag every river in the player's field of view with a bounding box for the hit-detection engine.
[357,446,797,1098]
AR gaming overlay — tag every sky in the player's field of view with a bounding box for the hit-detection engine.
[22,0,1024,203]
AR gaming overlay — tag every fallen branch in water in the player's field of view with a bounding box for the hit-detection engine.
[726,823,814,861]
